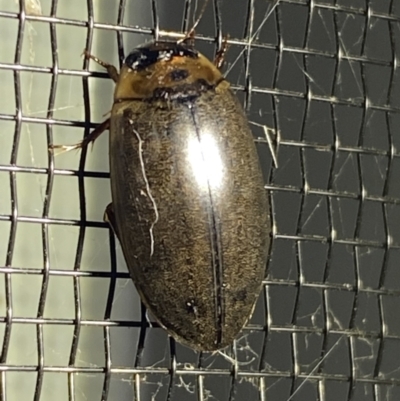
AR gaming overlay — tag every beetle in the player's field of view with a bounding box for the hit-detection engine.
[53,21,271,352]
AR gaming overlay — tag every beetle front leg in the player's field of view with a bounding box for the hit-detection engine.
[214,36,229,70]
[83,50,119,83]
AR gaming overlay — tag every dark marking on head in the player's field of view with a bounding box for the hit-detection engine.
[169,69,189,82]
[125,42,199,71]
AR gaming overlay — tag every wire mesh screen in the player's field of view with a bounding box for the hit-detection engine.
[1,0,400,400]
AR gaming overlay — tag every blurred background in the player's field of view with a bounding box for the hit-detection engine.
[1,0,400,400]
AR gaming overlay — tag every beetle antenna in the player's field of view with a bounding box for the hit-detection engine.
[178,0,210,44]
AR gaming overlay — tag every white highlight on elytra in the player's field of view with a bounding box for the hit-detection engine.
[132,126,159,257]
[187,132,224,190]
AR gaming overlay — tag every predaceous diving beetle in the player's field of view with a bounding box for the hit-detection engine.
[53,17,271,352]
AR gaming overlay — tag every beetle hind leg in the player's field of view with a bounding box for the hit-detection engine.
[104,203,122,241]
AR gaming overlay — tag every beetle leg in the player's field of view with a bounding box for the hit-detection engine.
[179,30,196,46]
[83,50,119,83]
[50,50,116,154]
[178,0,210,44]
[104,203,122,241]
[214,35,229,70]
[49,118,110,154]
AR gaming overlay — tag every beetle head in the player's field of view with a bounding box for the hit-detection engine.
[113,41,225,101]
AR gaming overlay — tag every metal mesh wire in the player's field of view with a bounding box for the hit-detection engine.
[1,0,400,400]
